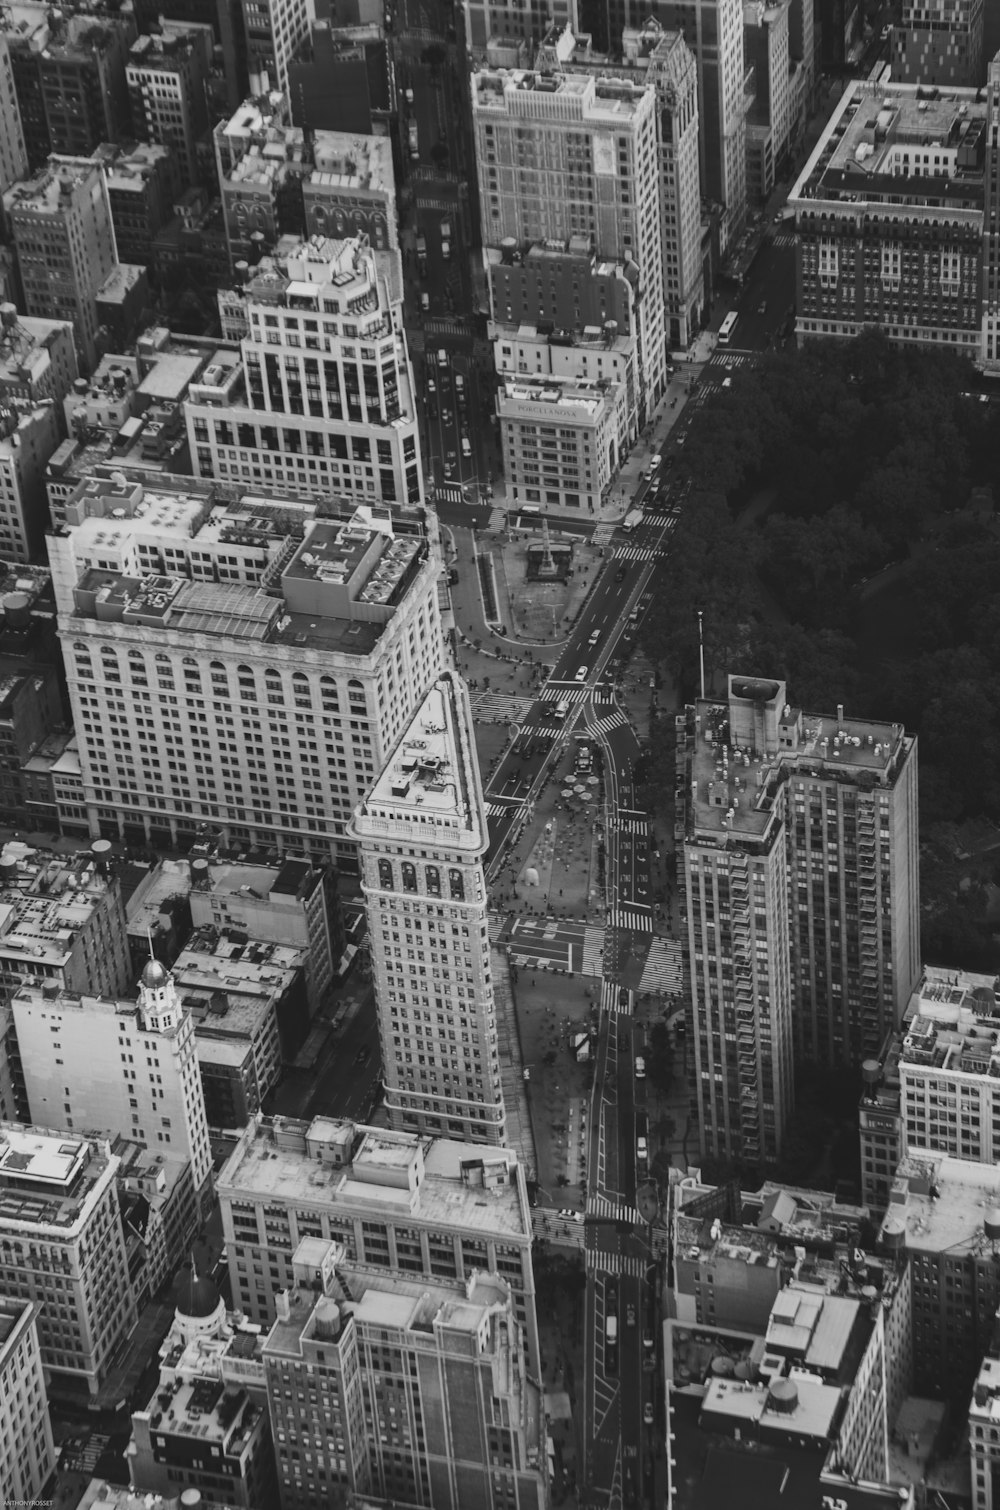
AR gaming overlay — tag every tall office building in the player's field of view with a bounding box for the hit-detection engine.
[13,959,213,1204]
[676,675,919,1164]
[790,81,987,358]
[5,156,118,375]
[880,1152,1000,1402]
[127,21,214,188]
[217,1115,540,1372]
[860,966,1000,1213]
[0,34,28,194]
[744,0,792,204]
[983,51,1000,375]
[893,0,984,86]
[4,2,135,169]
[350,672,507,1145]
[0,1299,56,1501]
[49,475,444,863]
[185,235,423,508]
[532,19,706,355]
[240,0,311,96]
[471,66,668,418]
[649,0,748,254]
[0,1123,137,1395]
[263,1238,546,1510]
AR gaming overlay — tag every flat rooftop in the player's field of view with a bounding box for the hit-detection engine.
[0,1124,113,1232]
[220,1117,529,1241]
[881,1151,1000,1256]
[701,1373,841,1440]
[311,130,395,192]
[175,929,302,1034]
[363,674,481,832]
[472,67,651,120]
[792,81,987,210]
[498,374,612,417]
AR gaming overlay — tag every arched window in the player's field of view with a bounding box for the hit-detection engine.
[426,865,441,897]
[449,869,464,901]
[378,858,393,889]
[401,862,417,894]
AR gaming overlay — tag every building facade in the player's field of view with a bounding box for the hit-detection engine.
[881,1152,1000,1402]
[790,80,987,358]
[5,155,119,375]
[12,959,213,1203]
[217,1115,540,1374]
[471,66,667,419]
[185,236,422,509]
[0,1298,56,1501]
[0,1124,137,1395]
[676,675,920,1164]
[497,372,624,514]
[127,21,214,188]
[860,966,1000,1212]
[655,0,748,254]
[128,1267,277,1507]
[263,1238,546,1510]
[351,673,508,1145]
[0,845,131,1009]
[240,0,311,96]
[50,476,445,864]
[893,0,984,86]
[0,33,28,194]
[982,52,1000,374]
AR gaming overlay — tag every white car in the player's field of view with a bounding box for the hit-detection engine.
[643,1402,654,1427]
[575,666,588,682]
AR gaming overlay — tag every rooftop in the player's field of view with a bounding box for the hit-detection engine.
[4,156,103,215]
[59,483,425,655]
[791,79,987,211]
[0,1123,115,1232]
[472,67,654,121]
[0,312,74,390]
[498,372,615,417]
[881,1151,1000,1256]
[358,673,484,840]
[174,927,303,1037]
[78,1485,230,1510]
[137,1372,264,1456]
[219,1116,530,1241]
[0,843,119,967]
[683,676,909,845]
[700,1373,841,1441]
[310,131,395,193]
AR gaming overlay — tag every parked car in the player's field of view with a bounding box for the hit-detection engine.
[575,665,588,682]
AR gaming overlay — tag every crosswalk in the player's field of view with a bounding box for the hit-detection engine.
[771,231,796,249]
[587,1194,643,1224]
[586,1248,651,1278]
[609,905,653,933]
[581,929,605,975]
[613,544,661,562]
[485,800,518,817]
[434,483,466,504]
[488,913,507,942]
[588,709,629,735]
[613,814,649,837]
[469,691,536,723]
[424,316,471,337]
[540,686,590,705]
[601,979,629,1015]
[639,936,685,994]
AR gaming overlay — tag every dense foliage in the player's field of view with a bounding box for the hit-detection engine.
[644,332,1000,837]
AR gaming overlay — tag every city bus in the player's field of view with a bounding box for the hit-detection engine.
[718,311,739,345]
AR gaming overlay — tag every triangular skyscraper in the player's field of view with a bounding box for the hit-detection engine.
[349,670,507,1145]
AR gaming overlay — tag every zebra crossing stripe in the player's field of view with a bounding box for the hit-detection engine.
[587,1194,643,1224]
[639,937,684,993]
[613,545,660,562]
[585,1249,649,1278]
[611,907,654,933]
[540,686,590,704]
[589,711,628,734]
[613,816,649,836]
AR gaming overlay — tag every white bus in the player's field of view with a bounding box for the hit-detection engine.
[718,311,738,344]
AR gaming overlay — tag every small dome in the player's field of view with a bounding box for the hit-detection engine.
[142,958,168,989]
[176,1264,222,1319]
